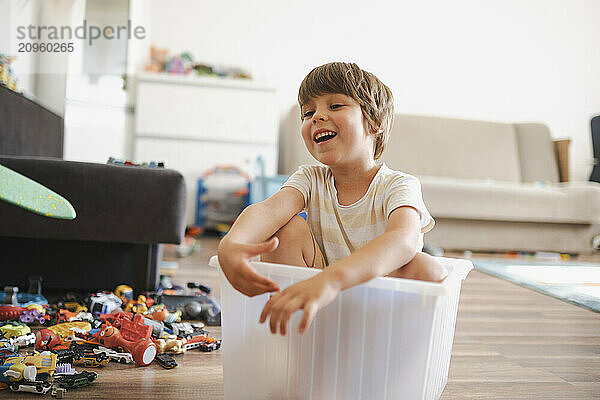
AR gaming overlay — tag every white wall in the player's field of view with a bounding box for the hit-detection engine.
[1,0,78,115]
[0,0,39,96]
[147,0,600,181]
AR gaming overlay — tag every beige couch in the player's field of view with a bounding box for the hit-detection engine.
[279,109,600,254]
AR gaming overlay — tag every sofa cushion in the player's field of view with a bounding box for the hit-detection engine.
[514,123,560,183]
[383,114,522,182]
[420,176,600,224]
[0,156,186,244]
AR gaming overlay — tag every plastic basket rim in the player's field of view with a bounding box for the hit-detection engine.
[209,255,473,297]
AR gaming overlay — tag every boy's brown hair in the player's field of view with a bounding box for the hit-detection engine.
[298,62,394,160]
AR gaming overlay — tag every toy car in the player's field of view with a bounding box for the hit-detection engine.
[54,370,98,388]
[55,348,84,364]
[9,380,52,394]
[12,332,36,347]
[4,353,57,375]
[0,348,18,363]
[0,322,31,338]
[0,339,17,352]
[93,347,134,364]
[72,352,110,367]
[155,353,177,369]
[88,292,122,314]
[70,341,100,354]
[182,334,221,352]
[183,339,221,352]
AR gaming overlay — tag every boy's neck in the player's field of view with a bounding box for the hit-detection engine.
[330,160,382,205]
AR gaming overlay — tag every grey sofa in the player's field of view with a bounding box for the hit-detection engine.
[0,86,186,291]
[279,108,600,254]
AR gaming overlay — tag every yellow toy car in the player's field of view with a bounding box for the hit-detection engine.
[0,324,31,339]
[72,353,110,368]
[4,352,57,376]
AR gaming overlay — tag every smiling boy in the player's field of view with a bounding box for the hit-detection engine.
[217,62,447,335]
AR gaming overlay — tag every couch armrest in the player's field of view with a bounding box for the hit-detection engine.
[553,139,571,182]
[0,156,186,244]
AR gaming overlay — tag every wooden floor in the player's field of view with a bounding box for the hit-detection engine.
[11,238,599,399]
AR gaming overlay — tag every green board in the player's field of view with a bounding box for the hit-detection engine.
[0,164,76,220]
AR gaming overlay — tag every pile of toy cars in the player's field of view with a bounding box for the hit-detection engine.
[0,281,222,396]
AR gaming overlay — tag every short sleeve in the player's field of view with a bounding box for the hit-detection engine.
[281,165,313,210]
[384,174,435,233]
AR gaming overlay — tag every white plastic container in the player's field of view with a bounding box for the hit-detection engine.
[209,256,472,400]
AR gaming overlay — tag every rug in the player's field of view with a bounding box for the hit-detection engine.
[472,258,600,312]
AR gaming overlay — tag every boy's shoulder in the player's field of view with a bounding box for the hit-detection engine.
[377,164,420,184]
[293,164,330,178]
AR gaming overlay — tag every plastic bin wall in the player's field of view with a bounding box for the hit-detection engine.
[210,256,472,400]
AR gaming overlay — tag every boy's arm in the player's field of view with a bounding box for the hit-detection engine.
[260,206,421,334]
[322,206,421,290]
[218,187,305,297]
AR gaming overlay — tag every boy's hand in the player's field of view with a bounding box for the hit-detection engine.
[218,237,280,297]
[259,272,341,335]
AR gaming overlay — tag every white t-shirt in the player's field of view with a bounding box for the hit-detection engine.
[282,164,435,265]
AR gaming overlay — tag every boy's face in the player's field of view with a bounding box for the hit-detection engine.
[300,93,375,168]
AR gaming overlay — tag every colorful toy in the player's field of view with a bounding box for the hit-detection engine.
[54,348,83,365]
[0,54,18,91]
[4,352,57,376]
[159,292,222,326]
[35,329,62,351]
[65,311,93,323]
[93,347,133,364]
[11,332,35,347]
[0,363,37,383]
[123,295,151,314]
[167,321,205,337]
[155,353,177,369]
[0,340,17,352]
[155,337,186,354]
[182,334,221,352]
[0,305,26,321]
[94,324,156,366]
[62,302,88,313]
[148,304,170,321]
[0,322,31,338]
[114,285,133,302]
[8,380,51,394]
[47,321,91,338]
[88,292,122,314]
[107,157,165,168]
[54,363,77,375]
[20,308,46,324]
[25,303,46,313]
[142,316,164,337]
[69,341,99,354]
[0,348,18,363]
[0,292,47,307]
[144,45,169,73]
[72,352,109,368]
[54,370,97,389]
[120,314,152,340]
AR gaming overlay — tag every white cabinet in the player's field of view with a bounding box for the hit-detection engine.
[134,72,278,225]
